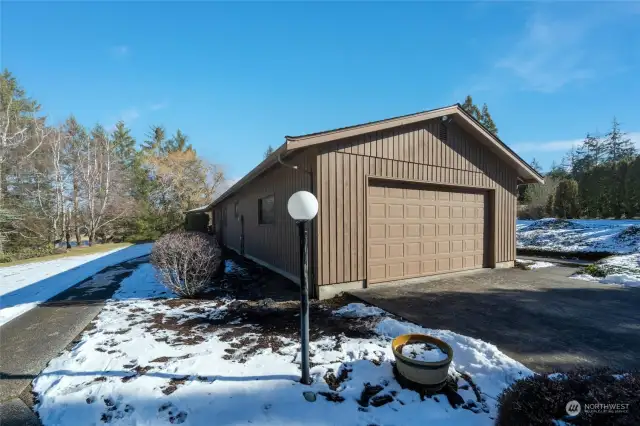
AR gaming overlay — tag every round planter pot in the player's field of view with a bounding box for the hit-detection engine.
[391,333,453,391]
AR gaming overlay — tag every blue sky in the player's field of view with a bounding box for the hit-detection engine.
[3,2,639,181]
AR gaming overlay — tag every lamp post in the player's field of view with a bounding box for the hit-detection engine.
[287,190,318,385]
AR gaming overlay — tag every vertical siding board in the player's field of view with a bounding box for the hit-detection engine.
[356,155,364,280]
[350,154,358,279]
[336,153,344,282]
[328,152,337,284]
[343,154,351,280]
[315,155,322,286]
[321,153,330,284]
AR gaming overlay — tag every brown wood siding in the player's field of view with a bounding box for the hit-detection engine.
[212,149,316,289]
[316,119,518,286]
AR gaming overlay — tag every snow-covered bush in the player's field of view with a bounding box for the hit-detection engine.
[150,231,222,297]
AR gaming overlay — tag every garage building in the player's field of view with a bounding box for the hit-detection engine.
[206,104,543,299]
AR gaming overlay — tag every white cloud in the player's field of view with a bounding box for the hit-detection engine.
[495,13,595,93]
[150,101,169,111]
[512,132,640,153]
[120,108,140,124]
[110,45,130,57]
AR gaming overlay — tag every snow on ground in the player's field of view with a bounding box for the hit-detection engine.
[0,244,152,326]
[333,302,386,318]
[572,253,640,288]
[33,262,533,426]
[515,259,556,270]
[516,218,640,254]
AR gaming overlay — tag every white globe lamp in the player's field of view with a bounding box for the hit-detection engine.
[287,191,318,222]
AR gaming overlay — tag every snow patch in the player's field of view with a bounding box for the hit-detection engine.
[572,253,640,288]
[33,262,533,426]
[517,218,640,254]
[333,303,385,318]
[0,244,152,326]
[401,342,448,362]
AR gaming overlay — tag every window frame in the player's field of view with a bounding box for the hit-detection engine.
[258,194,275,225]
[234,200,239,218]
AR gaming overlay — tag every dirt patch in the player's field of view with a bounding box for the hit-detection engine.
[139,292,374,360]
[324,365,352,391]
[150,355,192,363]
[161,376,190,395]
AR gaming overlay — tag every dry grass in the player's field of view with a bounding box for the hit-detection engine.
[0,243,132,267]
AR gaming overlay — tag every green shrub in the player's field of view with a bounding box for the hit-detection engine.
[496,368,640,426]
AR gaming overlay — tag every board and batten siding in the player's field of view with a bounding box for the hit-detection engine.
[315,119,519,287]
[213,149,317,289]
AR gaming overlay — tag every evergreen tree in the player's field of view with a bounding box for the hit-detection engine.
[167,129,192,153]
[604,117,635,163]
[142,125,166,154]
[460,96,498,135]
[554,179,580,218]
[264,145,274,159]
[111,121,136,166]
[530,158,542,172]
[547,161,570,180]
[479,103,498,135]
[626,156,640,218]
[461,95,480,120]
[545,193,555,217]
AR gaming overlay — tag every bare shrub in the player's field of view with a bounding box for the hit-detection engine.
[150,231,222,297]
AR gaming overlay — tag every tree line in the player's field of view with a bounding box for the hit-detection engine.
[0,70,223,259]
[519,119,639,219]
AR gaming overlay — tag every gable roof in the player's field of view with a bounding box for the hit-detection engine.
[210,104,543,207]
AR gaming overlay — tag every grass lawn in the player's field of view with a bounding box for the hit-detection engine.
[0,242,132,267]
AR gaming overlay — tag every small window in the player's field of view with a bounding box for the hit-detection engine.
[258,195,275,224]
[234,201,239,218]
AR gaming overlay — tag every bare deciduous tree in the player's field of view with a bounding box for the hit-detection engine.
[150,231,222,297]
[79,125,131,244]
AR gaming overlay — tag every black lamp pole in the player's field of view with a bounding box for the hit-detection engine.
[297,220,311,385]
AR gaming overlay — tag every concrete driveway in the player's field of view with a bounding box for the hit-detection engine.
[351,266,640,373]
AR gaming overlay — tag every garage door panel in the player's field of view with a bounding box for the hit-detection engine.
[421,206,436,218]
[369,244,386,259]
[367,181,489,284]
[405,224,420,238]
[387,224,404,238]
[370,203,386,218]
[405,242,421,256]
[422,259,436,273]
[387,263,404,278]
[422,224,436,237]
[405,204,420,218]
[369,224,385,238]
[386,243,404,259]
[388,204,404,218]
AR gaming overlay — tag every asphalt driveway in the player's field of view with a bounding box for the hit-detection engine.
[351,266,640,373]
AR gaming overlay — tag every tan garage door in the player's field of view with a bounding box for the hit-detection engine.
[367,181,489,284]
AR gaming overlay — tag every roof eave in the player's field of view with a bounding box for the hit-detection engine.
[208,142,289,208]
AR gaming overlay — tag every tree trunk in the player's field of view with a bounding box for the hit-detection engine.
[73,175,81,245]
[88,229,95,246]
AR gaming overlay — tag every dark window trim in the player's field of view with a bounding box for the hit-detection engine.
[258,194,275,225]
